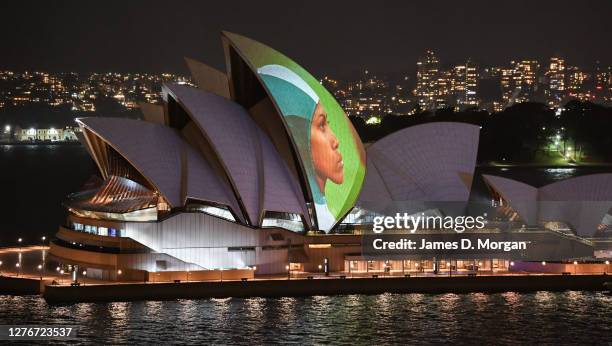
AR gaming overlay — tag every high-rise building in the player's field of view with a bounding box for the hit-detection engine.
[499,60,540,107]
[593,61,612,103]
[452,61,479,110]
[514,60,540,103]
[500,67,516,106]
[546,57,566,108]
[414,50,440,111]
[436,70,452,109]
[567,66,592,101]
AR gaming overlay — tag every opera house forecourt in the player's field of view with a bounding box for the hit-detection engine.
[48,32,612,282]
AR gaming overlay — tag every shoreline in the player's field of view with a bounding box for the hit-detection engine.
[0,141,80,146]
[35,274,611,304]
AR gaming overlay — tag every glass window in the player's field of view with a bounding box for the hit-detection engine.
[98,227,108,236]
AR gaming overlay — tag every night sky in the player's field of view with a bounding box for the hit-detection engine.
[1,0,611,77]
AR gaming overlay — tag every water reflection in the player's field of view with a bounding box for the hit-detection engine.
[543,168,577,180]
[0,292,610,344]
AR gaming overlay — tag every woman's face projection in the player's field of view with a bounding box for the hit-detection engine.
[233,31,367,231]
[310,102,344,191]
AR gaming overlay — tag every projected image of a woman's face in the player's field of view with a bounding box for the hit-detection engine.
[238,34,366,231]
[310,102,344,193]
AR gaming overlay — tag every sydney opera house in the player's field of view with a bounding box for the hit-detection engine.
[49,32,612,281]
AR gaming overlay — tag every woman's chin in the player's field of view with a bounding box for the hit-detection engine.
[330,175,344,185]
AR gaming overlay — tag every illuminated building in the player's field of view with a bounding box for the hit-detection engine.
[499,60,540,107]
[47,34,602,281]
[546,57,566,108]
[15,126,79,142]
[452,61,479,110]
[514,60,540,103]
[567,66,593,101]
[414,50,440,111]
[500,67,515,106]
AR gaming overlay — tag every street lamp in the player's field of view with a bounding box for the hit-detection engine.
[18,238,22,252]
[0,260,3,275]
[16,262,21,277]
[573,260,578,275]
[286,264,290,280]
[37,264,43,280]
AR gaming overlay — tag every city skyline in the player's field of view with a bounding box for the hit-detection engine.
[2,48,610,126]
[1,1,611,77]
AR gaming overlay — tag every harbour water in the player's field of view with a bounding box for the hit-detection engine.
[1,292,610,344]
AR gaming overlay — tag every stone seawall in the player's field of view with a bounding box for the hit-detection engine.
[43,274,611,303]
[0,276,50,295]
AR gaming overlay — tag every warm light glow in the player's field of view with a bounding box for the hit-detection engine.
[573,261,578,265]
[308,244,332,249]
[82,271,87,276]
[16,263,20,267]
[18,238,22,243]
[541,261,546,266]
[510,261,515,266]
[117,269,122,275]
[60,270,64,274]
[318,264,323,270]
[38,264,42,270]
[56,267,60,272]
[285,265,289,270]
[606,261,610,265]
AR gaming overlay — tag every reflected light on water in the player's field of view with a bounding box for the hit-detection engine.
[438,293,460,311]
[144,300,163,316]
[0,292,610,344]
[544,168,577,180]
[501,291,521,306]
[534,291,555,308]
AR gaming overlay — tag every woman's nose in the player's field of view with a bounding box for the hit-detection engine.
[331,134,339,150]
